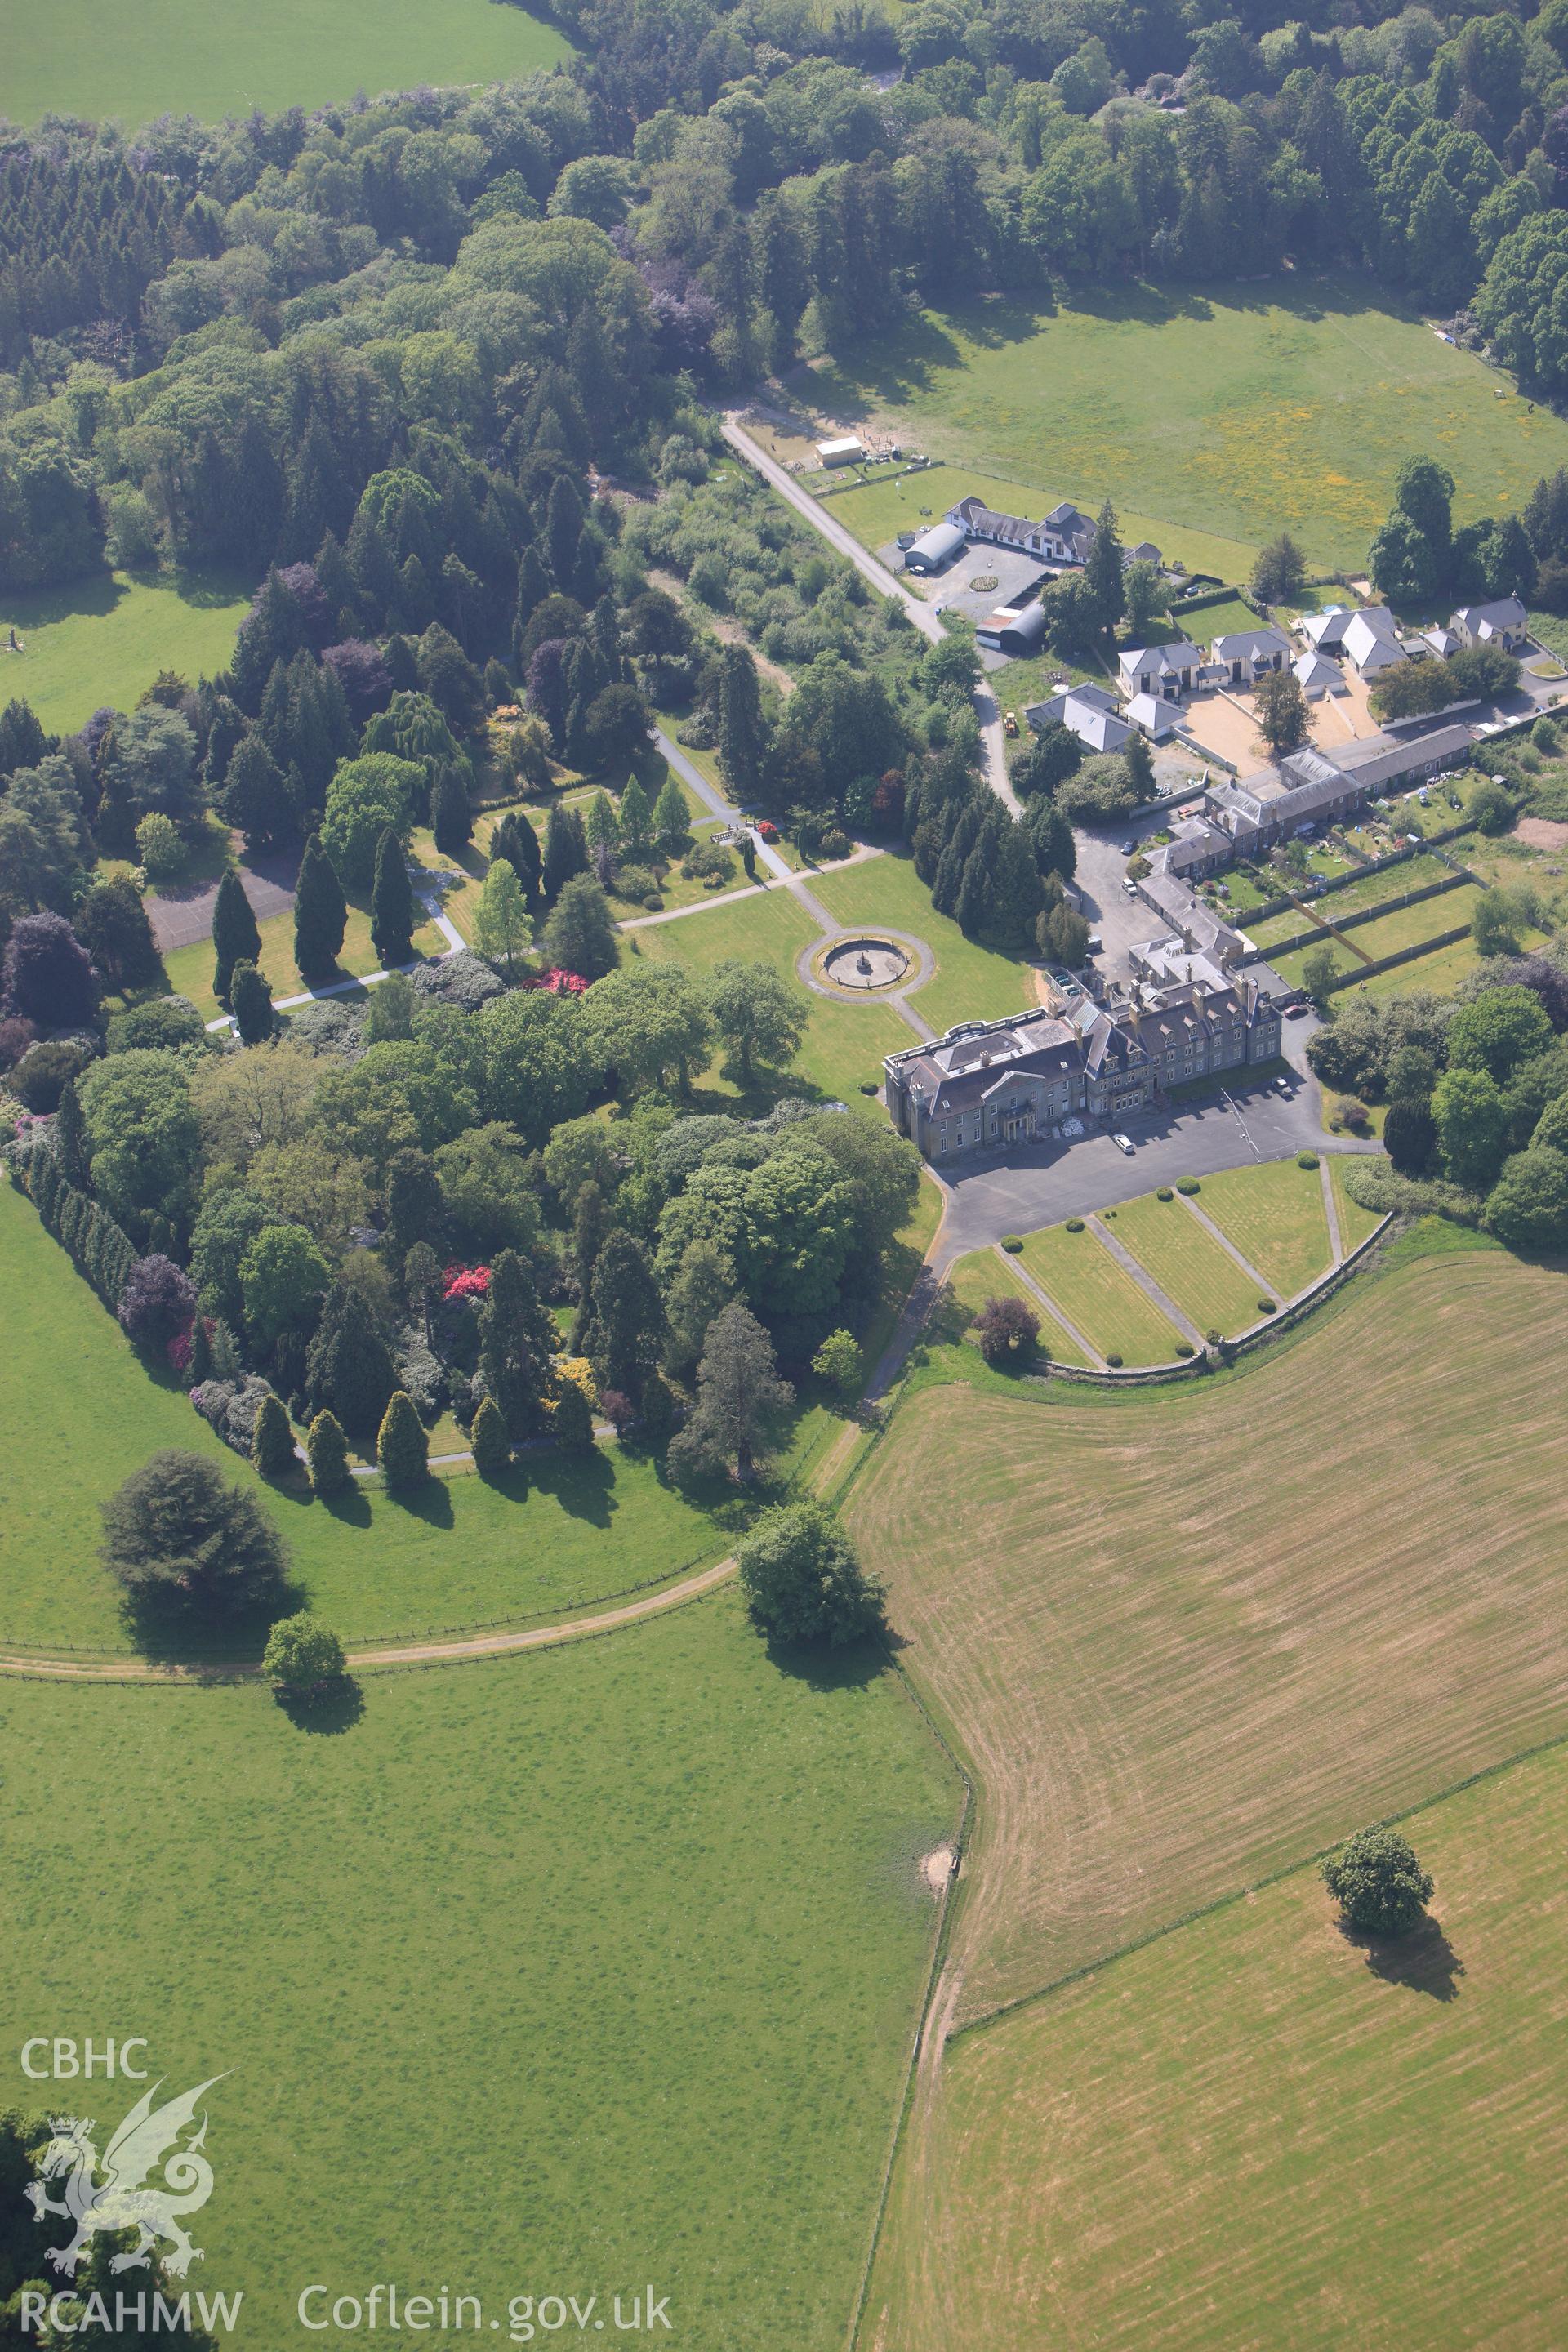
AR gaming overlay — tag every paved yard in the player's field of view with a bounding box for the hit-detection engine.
[930,1060,1374,1267]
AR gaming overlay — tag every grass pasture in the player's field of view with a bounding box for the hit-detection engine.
[870,1737,1568,2352]
[813,276,1568,572]
[1,0,568,129]
[0,1596,958,2352]
[1014,1220,1183,1365]
[0,569,253,735]
[0,1184,732,1652]
[1193,1158,1332,1298]
[1107,1187,1268,1335]
[847,1245,1568,2022]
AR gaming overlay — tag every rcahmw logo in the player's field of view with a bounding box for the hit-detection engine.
[17,2051,242,2336]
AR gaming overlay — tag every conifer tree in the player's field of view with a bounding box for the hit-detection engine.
[478,1247,557,1438]
[377,1389,429,1490]
[294,833,348,978]
[430,764,472,855]
[229,959,275,1045]
[252,1390,296,1477]
[542,802,589,901]
[550,1370,597,1453]
[617,776,654,861]
[306,1408,353,1494]
[221,733,291,855]
[470,1394,512,1479]
[305,1286,397,1436]
[370,825,417,967]
[653,775,691,858]
[580,1229,666,1404]
[212,868,261,1007]
[716,644,768,800]
[1084,499,1125,634]
[52,1076,91,1191]
[489,811,544,908]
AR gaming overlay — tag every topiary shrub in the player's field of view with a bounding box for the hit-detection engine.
[251,1391,296,1478]
[1000,1234,1023,1252]
[1297,1151,1320,1169]
[1065,1217,1085,1232]
[859,1080,879,1096]
[1257,1296,1276,1314]
[1177,1177,1200,1195]
[1105,1351,1123,1367]
[470,1394,511,1479]
[1174,1339,1195,1356]
[1156,1187,1174,1201]
[376,1389,429,1490]
[306,1409,352,1495]
[1205,1326,1222,1345]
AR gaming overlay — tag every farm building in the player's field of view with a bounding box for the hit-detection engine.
[815,435,865,466]
[978,601,1050,655]
[903,519,967,574]
[946,494,1098,565]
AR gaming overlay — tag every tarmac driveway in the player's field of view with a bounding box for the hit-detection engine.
[932,1064,1378,1265]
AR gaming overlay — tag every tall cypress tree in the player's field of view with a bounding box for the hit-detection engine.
[430,764,472,855]
[52,1077,92,1192]
[542,803,588,902]
[716,644,768,801]
[294,833,348,978]
[478,1248,557,1439]
[1084,500,1125,634]
[490,811,543,908]
[305,1285,398,1436]
[580,1230,666,1405]
[370,825,417,967]
[212,868,261,1007]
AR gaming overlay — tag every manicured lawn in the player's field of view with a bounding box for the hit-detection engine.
[1107,1188,1267,1335]
[1348,882,1486,959]
[1245,903,1322,951]
[1169,592,1263,640]
[163,894,448,1018]
[0,1185,732,1653]
[1014,1221,1184,1366]
[2,0,568,127]
[1267,935,1363,988]
[810,853,1036,1035]
[942,1247,1091,1368]
[813,275,1568,572]
[0,569,253,734]
[872,1740,1568,2352]
[1194,1157,1332,1297]
[1330,1149,1388,1249]
[1316,851,1454,913]
[631,884,913,1107]
[0,1593,958,2352]
[846,1245,1568,2019]
[1352,935,1508,1002]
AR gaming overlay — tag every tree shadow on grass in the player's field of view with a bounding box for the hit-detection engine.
[121,1570,309,1668]
[385,1477,455,1531]
[1338,1913,1464,2002]
[526,1448,616,1529]
[274,1675,366,1735]
[757,1630,893,1693]
[271,1478,373,1529]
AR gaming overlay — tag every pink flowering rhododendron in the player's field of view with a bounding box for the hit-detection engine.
[442,1264,492,1302]
[524,968,587,996]
[167,1324,194,1373]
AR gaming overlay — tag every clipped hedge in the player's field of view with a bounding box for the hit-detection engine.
[1177,1178,1200,1195]
[1065,1217,1085,1232]
[1297,1151,1321,1170]
[1000,1234,1023,1253]
[1257,1296,1276,1314]
[1156,1187,1174,1201]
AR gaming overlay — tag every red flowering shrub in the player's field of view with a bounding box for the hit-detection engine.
[442,1264,492,1302]
[524,968,588,996]
[755,820,779,842]
[167,1326,194,1373]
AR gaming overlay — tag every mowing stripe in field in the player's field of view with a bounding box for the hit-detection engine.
[1100,1190,1264,1338]
[1192,1159,1334,1299]
[1015,1221,1185,1366]
[942,1246,1093,1367]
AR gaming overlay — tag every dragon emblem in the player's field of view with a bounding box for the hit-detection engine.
[26,2076,226,2278]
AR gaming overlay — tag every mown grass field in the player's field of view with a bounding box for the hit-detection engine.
[0,1592,958,2352]
[1107,1187,1267,1334]
[868,1737,1568,2352]
[813,277,1568,572]
[1192,1158,1331,1298]
[810,852,1035,1035]
[846,1244,1568,2023]
[0,1185,732,1652]
[0,570,253,734]
[630,882,912,1107]
[1014,1220,1183,1365]
[942,1247,1091,1368]
[2,0,568,127]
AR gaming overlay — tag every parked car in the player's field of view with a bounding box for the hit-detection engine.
[1112,1133,1135,1155]
[1285,1001,1310,1018]
[1275,1076,1292,1096]
[1122,876,1140,895]
[1085,933,1103,956]
[1119,838,1138,856]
